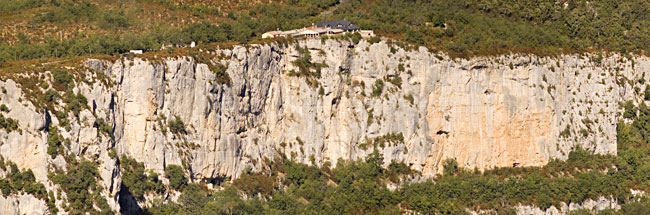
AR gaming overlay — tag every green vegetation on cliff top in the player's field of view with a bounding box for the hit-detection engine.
[1,0,650,65]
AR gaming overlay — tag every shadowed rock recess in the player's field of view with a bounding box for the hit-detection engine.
[0,39,645,213]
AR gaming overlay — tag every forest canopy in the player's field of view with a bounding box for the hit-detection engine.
[332,0,650,56]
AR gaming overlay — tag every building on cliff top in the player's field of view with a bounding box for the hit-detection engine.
[262,20,372,39]
[262,31,282,39]
[315,20,360,32]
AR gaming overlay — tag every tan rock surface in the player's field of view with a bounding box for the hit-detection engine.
[0,39,647,213]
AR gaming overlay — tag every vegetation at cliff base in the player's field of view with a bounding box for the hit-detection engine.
[165,164,187,191]
[120,155,165,199]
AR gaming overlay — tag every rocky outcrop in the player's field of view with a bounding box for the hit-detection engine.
[469,196,621,215]
[0,39,647,213]
[0,194,48,215]
[517,196,620,215]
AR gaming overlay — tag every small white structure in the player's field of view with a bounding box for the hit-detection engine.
[294,29,321,38]
[190,41,196,48]
[262,31,282,39]
[280,29,302,37]
[129,50,143,54]
[268,20,370,39]
[292,28,344,38]
[359,30,375,38]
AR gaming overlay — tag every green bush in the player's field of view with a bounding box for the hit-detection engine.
[183,21,227,44]
[99,10,130,29]
[0,104,9,112]
[0,0,48,12]
[208,63,231,85]
[623,101,636,119]
[233,171,276,197]
[0,161,47,200]
[96,118,112,136]
[52,70,74,91]
[46,126,63,158]
[50,159,112,214]
[64,92,87,118]
[291,46,326,78]
[37,0,98,24]
[385,75,402,88]
[559,125,571,138]
[120,155,165,199]
[403,94,414,105]
[165,164,187,191]
[42,90,61,104]
[442,158,459,176]
[168,116,186,135]
[371,79,384,97]
[0,114,19,132]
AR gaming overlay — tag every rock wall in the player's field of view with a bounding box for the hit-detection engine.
[517,196,620,215]
[0,39,647,213]
[0,194,48,215]
[469,196,621,215]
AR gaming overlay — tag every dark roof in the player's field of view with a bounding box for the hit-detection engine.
[316,20,360,31]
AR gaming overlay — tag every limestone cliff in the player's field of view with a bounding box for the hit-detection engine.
[0,39,645,213]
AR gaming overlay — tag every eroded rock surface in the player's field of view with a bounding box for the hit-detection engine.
[0,39,646,213]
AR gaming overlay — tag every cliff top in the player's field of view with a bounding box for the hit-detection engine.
[1,0,649,64]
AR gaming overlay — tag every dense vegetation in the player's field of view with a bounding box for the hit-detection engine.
[0,0,47,12]
[0,0,339,64]
[49,158,112,214]
[120,155,165,199]
[333,0,650,57]
[3,0,650,64]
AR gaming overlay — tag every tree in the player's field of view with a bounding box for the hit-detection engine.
[624,101,636,119]
[168,116,186,135]
[120,155,164,199]
[372,79,384,97]
[443,158,459,176]
[165,165,187,190]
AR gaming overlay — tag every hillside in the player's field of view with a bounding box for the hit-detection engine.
[2,0,650,65]
[2,1,650,215]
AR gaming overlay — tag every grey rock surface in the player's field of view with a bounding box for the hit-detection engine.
[0,39,646,214]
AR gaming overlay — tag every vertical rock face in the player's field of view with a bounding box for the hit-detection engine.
[0,194,48,215]
[104,39,626,178]
[0,39,646,213]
